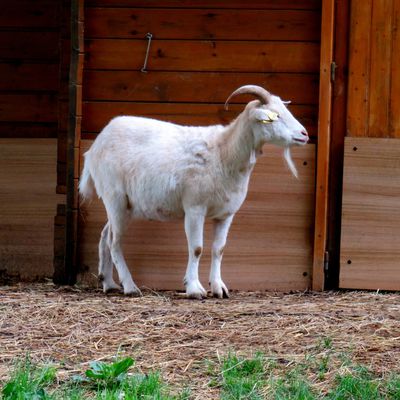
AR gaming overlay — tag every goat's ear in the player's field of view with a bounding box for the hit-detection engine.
[253,108,279,123]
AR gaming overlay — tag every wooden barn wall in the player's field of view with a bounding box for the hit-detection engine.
[77,0,320,290]
[340,0,400,290]
[0,1,64,281]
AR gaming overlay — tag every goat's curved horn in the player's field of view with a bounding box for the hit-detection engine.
[224,85,272,110]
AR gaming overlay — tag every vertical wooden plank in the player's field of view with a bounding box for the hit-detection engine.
[324,0,350,289]
[346,1,372,137]
[312,0,334,291]
[54,0,84,285]
[368,0,393,137]
[390,0,400,137]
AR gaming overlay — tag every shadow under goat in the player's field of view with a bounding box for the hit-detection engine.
[79,85,309,299]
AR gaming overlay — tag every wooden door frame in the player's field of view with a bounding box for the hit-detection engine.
[312,0,350,290]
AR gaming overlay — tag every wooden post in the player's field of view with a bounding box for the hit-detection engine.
[54,0,84,284]
[312,0,335,291]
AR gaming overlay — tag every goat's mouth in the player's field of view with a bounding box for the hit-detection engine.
[293,138,308,144]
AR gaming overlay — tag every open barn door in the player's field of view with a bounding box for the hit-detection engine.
[312,0,335,290]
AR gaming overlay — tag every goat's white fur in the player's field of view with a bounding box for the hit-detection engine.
[79,86,308,299]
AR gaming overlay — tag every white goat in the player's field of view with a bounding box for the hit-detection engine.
[79,85,309,299]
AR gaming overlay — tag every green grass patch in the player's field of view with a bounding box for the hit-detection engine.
[1,342,400,399]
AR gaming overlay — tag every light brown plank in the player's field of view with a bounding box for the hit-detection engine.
[340,137,400,290]
[85,39,320,73]
[81,102,318,138]
[368,0,393,137]
[346,1,372,137]
[85,8,320,41]
[78,142,315,291]
[83,71,319,105]
[0,139,60,280]
[85,0,321,9]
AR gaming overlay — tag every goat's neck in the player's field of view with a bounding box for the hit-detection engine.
[218,114,261,175]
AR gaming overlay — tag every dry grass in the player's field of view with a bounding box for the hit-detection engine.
[0,283,399,398]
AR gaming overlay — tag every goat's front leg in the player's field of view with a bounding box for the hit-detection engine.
[183,208,207,299]
[209,215,234,298]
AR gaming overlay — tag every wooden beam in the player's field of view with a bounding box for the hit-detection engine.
[312,0,335,290]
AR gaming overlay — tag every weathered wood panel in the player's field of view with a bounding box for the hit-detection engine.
[85,39,320,72]
[83,71,319,105]
[0,139,60,281]
[340,138,400,290]
[85,8,320,41]
[81,102,318,138]
[79,142,315,291]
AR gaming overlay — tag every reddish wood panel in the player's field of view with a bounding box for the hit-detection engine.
[86,0,321,10]
[340,138,400,290]
[347,0,400,138]
[0,1,60,28]
[0,139,60,281]
[0,64,59,91]
[85,8,320,41]
[0,32,59,62]
[85,39,320,73]
[78,142,316,291]
[81,102,318,138]
[83,71,319,105]
[0,94,58,123]
[0,122,57,138]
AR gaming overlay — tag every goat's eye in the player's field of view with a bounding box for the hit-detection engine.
[265,110,279,121]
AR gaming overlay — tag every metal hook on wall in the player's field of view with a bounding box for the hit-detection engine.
[141,33,153,73]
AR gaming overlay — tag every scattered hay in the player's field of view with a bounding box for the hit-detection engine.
[0,283,399,398]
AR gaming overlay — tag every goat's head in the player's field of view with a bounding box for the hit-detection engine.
[225,85,309,177]
[225,85,309,148]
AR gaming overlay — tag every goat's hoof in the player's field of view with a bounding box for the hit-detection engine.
[102,280,121,293]
[210,281,230,299]
[185,280,207,300]
[124,288,142,297]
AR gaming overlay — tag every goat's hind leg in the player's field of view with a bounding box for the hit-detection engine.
[98,221,120,293]
[104,196,141,296]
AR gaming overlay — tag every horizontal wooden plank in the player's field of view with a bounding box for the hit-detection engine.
[83,71,319,104]
[0,1,60,28]
[0,139,59,280]
[78,141,315,291]
[85,39,320,72]
[86,0,321,10]
[85,8,320,41]
[0,94,58,123]
[82,102,318,137]
[0,63,59,91]
[340,137,400,290]
[0,32,59,62]
[0,122,57,138]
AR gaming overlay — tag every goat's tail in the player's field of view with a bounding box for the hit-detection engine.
[79,152,96,201]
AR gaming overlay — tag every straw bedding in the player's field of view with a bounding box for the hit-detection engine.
[0,283,399,397]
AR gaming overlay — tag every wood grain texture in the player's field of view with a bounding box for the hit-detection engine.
[85,0,321,10]
[312,0,334,290]
[346,0,372,137]
[81,102,318,138]
[85,8,320,41]
[83,71,319,105]
[390,0,400,137]
[0,139,60,281]
[85,39,320,73]
[78,142,315,291]
[340,137,400,290]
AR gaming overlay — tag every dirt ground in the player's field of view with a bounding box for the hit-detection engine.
[0,283,399,397]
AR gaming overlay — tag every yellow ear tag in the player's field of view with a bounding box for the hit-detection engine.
[260,110,279,124]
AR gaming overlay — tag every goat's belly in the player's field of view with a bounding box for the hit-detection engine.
[130,199,184,221]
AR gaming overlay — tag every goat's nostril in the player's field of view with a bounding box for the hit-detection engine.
[301,130,308,137]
